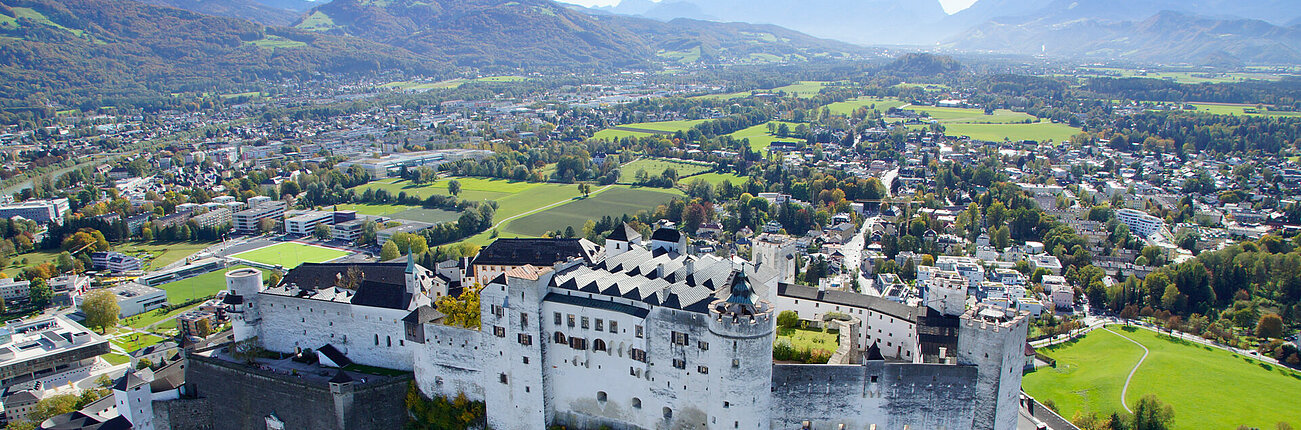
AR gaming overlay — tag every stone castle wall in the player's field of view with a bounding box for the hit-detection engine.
[770,362,979,430]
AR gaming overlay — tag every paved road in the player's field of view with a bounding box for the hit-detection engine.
[839,168,897,296]
[1104,327,1150,414]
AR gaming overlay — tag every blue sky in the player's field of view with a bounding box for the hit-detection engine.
[561,0,980,14]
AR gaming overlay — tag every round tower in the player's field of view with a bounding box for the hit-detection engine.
[706,269,775,430]
[225,267,264,342]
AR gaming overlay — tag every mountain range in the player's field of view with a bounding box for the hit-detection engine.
[590,0,1301,63]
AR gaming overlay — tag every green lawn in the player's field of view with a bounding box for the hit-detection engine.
[1186,103,1301,117]
[5,250,62,273]
[296,11,338,31]
[776,327,839,353]
[230,243,350,268]
[125,303,200,329]
[684,172,748,187]
[336,203,419,217]
[1024,326,1301,429]
[618,158,713,184]
[906,106,1036,124]
[592,119,711,140]
[246,35,307,50]
[350,177,586,232]
[825,97,907,115]
[156,265,259,304]
[725,121,804,152]
[386,207,460,224]
[111,333,164,353]
[943,122,1079,143]
[115,241,218,270]
[102,353,130,365]
[770,81,828,98]
[504,187,682,236]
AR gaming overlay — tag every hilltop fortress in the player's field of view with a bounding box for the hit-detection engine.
[215,226,1028,430]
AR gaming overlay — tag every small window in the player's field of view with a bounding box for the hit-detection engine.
[698,366,709,374]
[632,398,642,409]
[499,373,508,384]
[663,407,673,420]
[635,325,644,338]
[554,332,566,344]
[581,317,590,329]
[672,359,685,369]
[672,331,689,345]
[609,320,618,333]
[518,333,532,346]
[597,391,607,402]
[870,375,878,383]
[595,319,604,331]
[521,313,529,329]
[568,315,576,327]
[494,326,506,337]
[698,341,709,350]
[732,359,740,368]
[723,401,730,408]
[554,312,562,325]
[522,356,529,364]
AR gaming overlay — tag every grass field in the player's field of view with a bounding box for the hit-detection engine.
[725,121,804,152]
[157,265,259,304]
[1187,103,1301,117]
[111,333,164,353]
[685,172,748,187]
[351,177,537,203]
[771,81,828,98]
[296,11,339,31]
[102,353,130,365]
[825,97,907,115]
[592,120,711,140]
[776,327,838,353]
[504,187,682,236]
[618,158,713,184]
[230,243,349,268]
[1023,326,1301,429]
[125,303,199,329]
[907,106,1036,124]
[1076,68,1287,85]
[943,122,1080,143]
[246,35,307,50]
[115,241,217,270]
[338,203,460,224]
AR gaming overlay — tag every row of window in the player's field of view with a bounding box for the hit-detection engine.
[554,312,628,336]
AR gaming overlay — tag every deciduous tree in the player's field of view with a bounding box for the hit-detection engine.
[81,290,120,333]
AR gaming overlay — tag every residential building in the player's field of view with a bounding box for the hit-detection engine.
[1117,208,1166,238]
[91,252,144,273]
[233,201,287,234]
[285,211,334,236]
[0,198,69,224]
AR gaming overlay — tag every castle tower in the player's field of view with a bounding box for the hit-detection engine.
[604,223,641,258]
[328,370,355,430]
[479,269,549,430]
[956,305,1030,430]
[751,234,796,290]
[113,370,154,430]
[707,269,775,430]
[224,267,265,343]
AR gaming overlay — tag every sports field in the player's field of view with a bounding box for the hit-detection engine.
[592,119,711,140]
[825,97,907,115]
[504,187,683,236]
[230,242,350,268]
[156,265,261,304]
[1023,325,1301,429]
[726,121,805,152]
[618,158,713,184]
[907,106,1036,123]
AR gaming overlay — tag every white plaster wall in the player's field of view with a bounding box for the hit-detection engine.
[257,295,414,371]
[413,323,487,402]
[771,294,917,361]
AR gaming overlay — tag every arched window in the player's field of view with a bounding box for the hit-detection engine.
[597,391,607,402]
[632,397,642,409]
[554,332,566,344]
[663,407,673,420]
[593,339,607,352]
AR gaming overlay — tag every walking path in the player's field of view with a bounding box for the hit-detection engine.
[1103,327,1150,414]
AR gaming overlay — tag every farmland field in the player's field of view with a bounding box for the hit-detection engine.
[725,121,804,152]
[592,119,711,140]
[618,158,713,184]
[825,97,907,115]
[1023,326,1301,429]
[230,242,350,268]
[339,202,460,224]
[504,187,682,236]
[694,81,830,100]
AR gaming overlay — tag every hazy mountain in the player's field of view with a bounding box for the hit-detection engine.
[137,0,303,26]
[948,10,1301,64]
[0,0,439,103]
[294,0,871,69]
[590,0,949,45]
